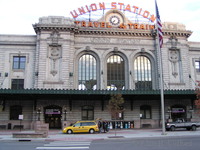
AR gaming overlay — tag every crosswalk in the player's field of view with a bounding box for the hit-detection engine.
[36,141,91,150]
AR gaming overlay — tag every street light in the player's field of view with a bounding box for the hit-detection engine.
[189,106,194,119]
[63,107,67,121]
[37,107,41,121]
[167,107,172,120]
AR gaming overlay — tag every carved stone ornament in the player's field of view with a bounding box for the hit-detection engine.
[49,46,61,60]
[85,46,91,51]
[114,47,118,51]
[169,36,178,49]
[169,50,179,77]
[49,46,61,76]
[50,31,60,44]
[50,70,58,76]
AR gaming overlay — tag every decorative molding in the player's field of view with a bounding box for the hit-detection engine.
[168,83,185,86]
[94,48,110,50]
[43,81,64,84]
[117,39,140,44]
[48,45,62,76]
[33,24,192,38]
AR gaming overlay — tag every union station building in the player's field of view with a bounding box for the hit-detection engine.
[0,6,200,130]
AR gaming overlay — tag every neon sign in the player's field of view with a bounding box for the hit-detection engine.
[70,2,156,23]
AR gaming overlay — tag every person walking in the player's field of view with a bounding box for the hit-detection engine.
[98,120,102,133]
[103,121,108,133]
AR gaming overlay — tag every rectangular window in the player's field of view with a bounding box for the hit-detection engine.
[10,105,22,120]
[13,56,26,69]
[82,106,94,120]
[140,105,152,119]
[195,61,200,72]
[11,79,24,89]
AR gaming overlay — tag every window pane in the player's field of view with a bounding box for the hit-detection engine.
[11,79,24,89]
[13,56,26,69]
[146,110,151,119]
[107,55,125,90]
[78,54,97,90]
[13,57,19,69]
[195,61,200,72]
[140,110,145,119]
[82,110,87,120]
[74,123,81,127]
[82,106,94,120]
[134,56,152,90]
[140,105,151,119]
[88,110,94,120]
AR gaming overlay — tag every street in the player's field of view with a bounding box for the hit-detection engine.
[90,136,198,150]
[0,135,199,150]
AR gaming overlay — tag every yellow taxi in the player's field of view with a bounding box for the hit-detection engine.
[63,121,99,134]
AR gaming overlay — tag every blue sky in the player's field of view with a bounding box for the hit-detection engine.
[0,0,199,41]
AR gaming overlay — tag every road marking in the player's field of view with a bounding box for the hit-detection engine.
[36,146,89,149]
[44,143,90,146]
[36,141,90,150]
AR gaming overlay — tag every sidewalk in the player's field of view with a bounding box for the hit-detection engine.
[0,128,200,141]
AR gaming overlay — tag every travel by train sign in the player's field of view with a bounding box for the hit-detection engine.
[74,21,155,30]
[70,2,156,23]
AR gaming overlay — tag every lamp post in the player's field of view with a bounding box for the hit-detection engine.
[63,107,67,121]
[37,107,41,121]
[189,107,194,120]
[167,107,172,122]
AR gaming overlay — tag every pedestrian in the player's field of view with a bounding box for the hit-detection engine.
[103,121,108,133]
[106,121,110,132]
[98,120,102,133]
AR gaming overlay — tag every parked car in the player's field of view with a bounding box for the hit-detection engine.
[63,121,99,134]
[166,118,200,131]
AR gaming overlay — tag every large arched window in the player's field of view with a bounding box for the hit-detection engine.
[107,55,125,90]
[78,54,97,90]
[134,56,152,90]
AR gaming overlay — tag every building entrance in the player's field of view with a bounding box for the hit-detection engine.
[44,105,62,129]
[171,105,186,122]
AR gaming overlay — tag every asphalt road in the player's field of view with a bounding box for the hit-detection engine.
[90,136,199,150]
[0,136,199,150]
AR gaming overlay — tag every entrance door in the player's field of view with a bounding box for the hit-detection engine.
[171,105,186,122]
[44,105,62,129]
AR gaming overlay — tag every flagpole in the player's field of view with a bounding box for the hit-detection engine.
[156,34,166,135]
[155,0,166,135]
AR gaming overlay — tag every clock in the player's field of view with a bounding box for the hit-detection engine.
[109,15,121,26]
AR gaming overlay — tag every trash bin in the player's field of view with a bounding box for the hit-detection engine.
[8,123,11,129]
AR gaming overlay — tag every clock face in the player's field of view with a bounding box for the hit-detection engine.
[109,15,120,26]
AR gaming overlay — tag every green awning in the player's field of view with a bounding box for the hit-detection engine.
[0,88,196,95]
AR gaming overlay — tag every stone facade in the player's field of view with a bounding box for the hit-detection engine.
[0,10,200,129]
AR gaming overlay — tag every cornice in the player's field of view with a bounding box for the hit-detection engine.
[163,30,192,38]
[33,24,192,38]
[0,41,36,46]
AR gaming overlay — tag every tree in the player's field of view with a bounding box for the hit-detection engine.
[107,94,124,136]
[195,81,200,114]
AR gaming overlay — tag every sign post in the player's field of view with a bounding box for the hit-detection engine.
[19,115,23,132]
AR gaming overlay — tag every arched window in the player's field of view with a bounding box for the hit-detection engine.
[78,54,97,90]
[140,105,151,119]
[134,56,152,90]
[10,105,22,120]
[107,55,125,90]
[82,106,94,120]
